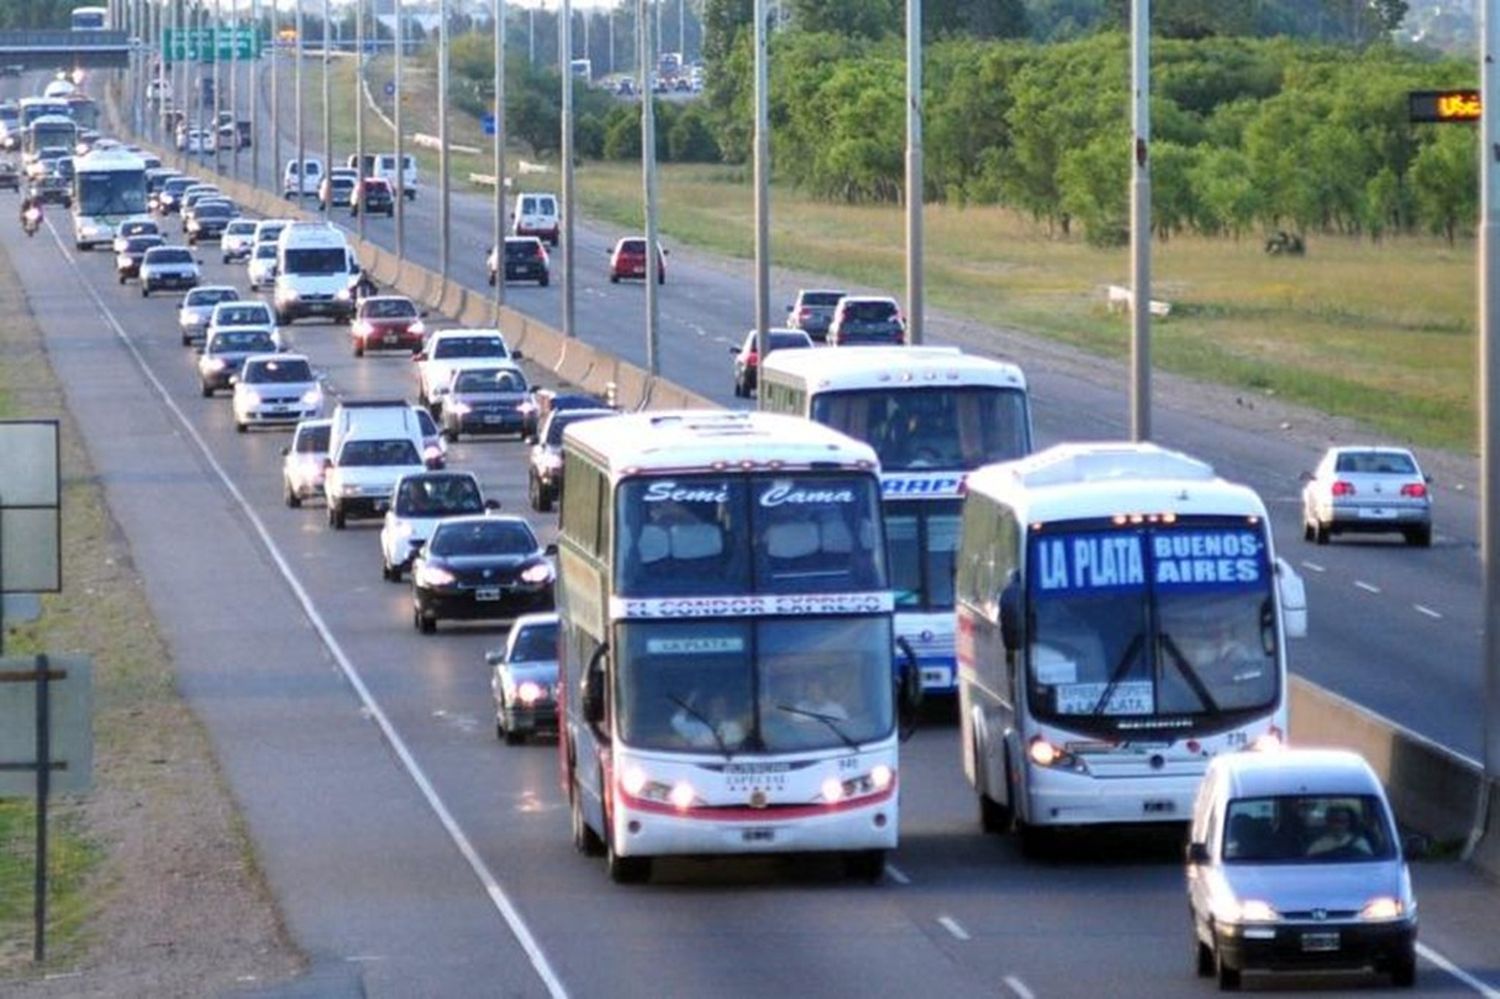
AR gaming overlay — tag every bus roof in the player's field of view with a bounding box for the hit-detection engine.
[965,442,1269,524]
[75,147,145,172]
[760,346,1027,393]
[564,410,879,477]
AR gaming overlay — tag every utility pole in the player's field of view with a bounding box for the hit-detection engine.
[560,0,574,336]
[395,0,406,261]
[250,0,259,183]
[212,0,222,173]
[439,0,451,279]
[1129,0,1151,440]
[1479,0,1500,848]
[295,0,304,201]
[752,0,767,366]
[230,0,239,180]
[321,0,331,213]
[639,0,658,377]
[493,0,506,318]
[904,0,922,344]
[271,0,280,191]
[354,0,364,238]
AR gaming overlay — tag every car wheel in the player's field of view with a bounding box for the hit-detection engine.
[1215,944,1241,991]
[605,808,650,884]
[539,276,549,288]
[181,332,191,346]
[843,850,885,883]
[446,427,460,443]
[235,421,247,434]
[503,723,525,747]
[1195,931,1214,978]
[570,772,605,856]
[417,612,437,635]
[487,271,496,287]
[609,274,619,284]
[117,273,125,284]
[284,481,301,509]
[1406,525,1432,548]
[353,341,364,358]
[1391,943,1417,987]
[221,255,229,265]
[141,286,149,297]
[200,384,213,398]
[1314,522,1330,545]
[658,273,665,285]
[329,503,346,530]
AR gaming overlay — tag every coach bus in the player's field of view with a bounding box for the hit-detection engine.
[557,410,920,883]
[70,5,108,30]
[954,442,1307,852]
[759,346,1032,696]
[71,146,147,250]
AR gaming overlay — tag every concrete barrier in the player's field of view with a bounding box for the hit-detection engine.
[1472,782,1499,880]
[373,250,400,287]
[438,279,467,320]
[609,363,651,411]
[459,293,498,329]
[554,338,605,387]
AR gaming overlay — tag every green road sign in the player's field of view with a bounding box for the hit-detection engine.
[161,27,261,64]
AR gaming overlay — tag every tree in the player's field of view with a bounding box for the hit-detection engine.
[669,107,721,162]
[1056,130,1128,246]
[1410,128,1476,244]
[924,0,1029,39]
[0,0,76,29]
[788,0,899,39]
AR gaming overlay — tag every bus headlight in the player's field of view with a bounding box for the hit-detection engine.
[821,778,845,803]
[825,766,896,803]
[1027,736,1080,770]
[668,781,698,811]
[1250,726,1284,753]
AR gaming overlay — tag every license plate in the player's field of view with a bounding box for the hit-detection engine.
[373,499,388,512]
[1301,932,1340,952]
[475,586,501,602]
[1360,508,1395,519]
[269,406,289,413]
[741,828,775,843]
[1142,799,1175,814]
[921,668,948,687]
[482,414,504,424]
[383,333,398,344]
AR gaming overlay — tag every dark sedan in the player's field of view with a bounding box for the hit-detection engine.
[351,177,394,217]
[411,516,555,633]
[487,613,560,744]
[487,237,550,287]
[116,233,166,283]
[441,364,535,441]
[186,201,234,244]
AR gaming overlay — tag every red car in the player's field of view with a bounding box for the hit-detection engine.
[608,237,666,285]
[350,296,427,357]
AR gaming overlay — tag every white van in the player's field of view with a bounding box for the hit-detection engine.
[282,157,324,199]
[346,153,418,200]
[273,223,360,324]
[511,192,559,246]
[328,398,425,464]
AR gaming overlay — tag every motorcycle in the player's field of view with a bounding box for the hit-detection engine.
[22,205,41,237]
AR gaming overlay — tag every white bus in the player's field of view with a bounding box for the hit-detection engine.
[71,147,147,250]
[759,346,1033,695]
[70,5,108,30]
[955,443,1307,851]
[23,113,76,164]
[558,411,920,883]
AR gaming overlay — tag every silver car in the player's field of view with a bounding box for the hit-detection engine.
[1301,446,1432,547]
[176,284,239,343]
[247,241,279,290]
[220,218,257,263]
[282,418,331,508]
[1186,748,1417,990]
[232,353,322,432]
[140,246,202,298]
[487,612,559,744]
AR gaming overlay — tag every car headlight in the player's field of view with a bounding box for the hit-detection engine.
[1359,896,1405,921]
[393,521,414,538]
[416,564,456,588]
[517,680,544,704]
[335,287,352,301]
[520,562,554,585]
[276,287,299,302]
[538,451,563,470]
[1216,898,1278,925]
[448,401,471,415]
[517,399,537,414]
[205,358,226,371]
[300,388,321,406]
[240,389,262,405]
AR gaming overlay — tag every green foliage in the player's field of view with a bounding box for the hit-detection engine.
[0,0,76,29]
[668,106,721,162]
[789,0,900,39]
[1409,127,1476,244]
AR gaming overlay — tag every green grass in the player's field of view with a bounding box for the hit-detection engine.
[322,57,1478,451]
[0,804,99,965]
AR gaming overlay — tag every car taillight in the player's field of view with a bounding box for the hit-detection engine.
[798,307,812,320]
[1401,482,1428,498]
[1331,480,1356,497]
[745,351,759,366]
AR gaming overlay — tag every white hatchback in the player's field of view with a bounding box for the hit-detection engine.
[232,353,322,432]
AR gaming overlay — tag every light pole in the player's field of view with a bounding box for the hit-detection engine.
[230,0,239,179]
[439,0,451,280]
[394,0,405,262]
[1479,0,1500,844]
[212,0,222,174]
[904,0,922,344]
[493,0,506,317]
[354,0,364,238]
[250,0,258,184]
[321,0,331,213]
[639,0,658,377]
[271,0,280,192]
[752,0,767,364]
[1130,0,1151,440]
[560,0,574,336]
[295,0,304,202]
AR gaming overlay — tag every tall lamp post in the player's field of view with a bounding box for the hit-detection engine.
[560,0,574,337]
[639,0,658,377]
[492,0,506,318]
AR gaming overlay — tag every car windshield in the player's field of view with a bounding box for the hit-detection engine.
[545,410,611,447]
[226,221,256,234]
[432,336,507,359]
[125,236,161,252]
[395,475,484,516]
[886,499,961,611]
[1334,451,1418,475]
[811,386,1030,471]
[615,616,894,754]
[147,249,192,264]
[339,438,420,467]
[1221,795,1396,864]
[294,424,331,452]
[244,358,312,383]
[196,203,230,218]
[509,622,559,663]
[801,291,844,307]
[77,170,147,216]
[163,179,191,195]
[619,240,645,254]
[188,289,237,306]
[429,519,537,557]
[255,244,276,260]
[614,473,887,597]
[120,221,155,237]
[843,301,897,321]
[747,331,811,353]
[505,241,541,259]
[215,305,269,326]
[210,331,274,353]
[454,368,528,394]
[364,299,416,319]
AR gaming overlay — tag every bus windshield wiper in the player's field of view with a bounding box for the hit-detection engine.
[776,704,859,751]
[1092,633,1145,717]
[1159,633,1221,714]
[666,693,733,759]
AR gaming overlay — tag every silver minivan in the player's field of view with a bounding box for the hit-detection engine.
[1185,748,1417,990]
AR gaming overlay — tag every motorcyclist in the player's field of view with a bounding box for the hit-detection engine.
[19,193,41,234]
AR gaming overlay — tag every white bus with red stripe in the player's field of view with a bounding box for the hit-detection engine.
[758,346,1033,696]
[557,411,920,883]
[955,443,1308,852]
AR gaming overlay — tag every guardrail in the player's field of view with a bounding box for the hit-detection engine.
[412,132,481,156]
[104,85,1500,877]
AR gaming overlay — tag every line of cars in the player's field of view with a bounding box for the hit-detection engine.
[726,288,910,397]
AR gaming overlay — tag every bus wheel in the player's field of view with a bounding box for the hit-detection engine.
[605,818,651,884]
[979,789,1012,834]
[569,775,604,857]
[1016,819,1050,860]
[843,850,886,883]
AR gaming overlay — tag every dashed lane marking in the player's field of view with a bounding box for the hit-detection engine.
[1354,580,1381,594]
[1003,976,1036,999]
[1415,604,1443,620]
[1300,561,1326,573]
[937,916,970,941]
[884,863,911,885]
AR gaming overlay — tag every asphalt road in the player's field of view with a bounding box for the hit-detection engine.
[130,55,1497,764]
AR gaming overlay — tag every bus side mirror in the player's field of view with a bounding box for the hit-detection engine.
[894,637,922,741]
[582,643,608,726]
[1186,841,1209,865]
[999,580,1022,653]
[1275,557,1307,639]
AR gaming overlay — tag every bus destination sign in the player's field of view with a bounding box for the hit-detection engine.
[1409,89,1480,124]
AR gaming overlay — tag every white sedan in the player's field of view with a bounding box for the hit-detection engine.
[1301,446,1432,547]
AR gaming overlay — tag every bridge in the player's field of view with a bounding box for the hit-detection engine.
[0,31,130,71]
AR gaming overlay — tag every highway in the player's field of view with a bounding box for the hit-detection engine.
[6,161,1499,996]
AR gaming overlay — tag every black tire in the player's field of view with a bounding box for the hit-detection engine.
[117,273,125,284]
[503,724,525,747]
[658,272,665,285]
[1215,947,1241,991]
[843,850,886,883]
[606,823,650,884]
[329,503,346,530]
[1195,934,1214,978]
[1390,944,1417,987]
[417,612,436,634]
[979,789,1012,834]
[570,773,605,856]
[1313,522,1330,545]
[487,271,496,287]
[609,274,619,284]
[1406,525,1432,548]
[235,421,247,434]
[539,275,549,288]
[200,383,213,398]
[353,341,364,358]
[182,332,191,346]
[386,208,394,218]
[285,482,301,509]
[447,427,460,443]
[1016,819,1049,860]
[141,286,149,297]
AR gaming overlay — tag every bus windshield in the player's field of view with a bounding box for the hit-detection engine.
[1025,521,1278,736]
[615,616,894,754]
[615,473,886,597]
[77,170,146,216]
[885,498,961,611]
[810,385,1029,472]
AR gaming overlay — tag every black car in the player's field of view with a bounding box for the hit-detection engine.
[351,178,394,217]
[0,159,18,191]
[440,364,535,441]
[411,516,555,633]
[156,176,194,215]
[488,237,550,287]
[729,327,814,397]
[116,233,165,283]
[30,174,71,207]
[186,201,233,244]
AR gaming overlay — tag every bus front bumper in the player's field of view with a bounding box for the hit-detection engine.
[1023,767,1203,826]
[613,792,899,858]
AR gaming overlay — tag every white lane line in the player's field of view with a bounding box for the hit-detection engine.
[1415,604,1443,620]
[883,862,911,885]
[1300,560,1326,573]
[1418,942,1500,998]
[1003,975,1036,999]
[48,222,570,999]
[936,916,970,941]
[1354,580,1381,594]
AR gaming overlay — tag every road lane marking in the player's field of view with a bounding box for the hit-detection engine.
[1003,976,1035,999]
[1415,604,1443,620]
[1418,942,1500,998]
[49,222,571,999]
[1300,560,1325,573]
[937,916,969,941]
[883,862,910,885]
[1354,580,1381,594]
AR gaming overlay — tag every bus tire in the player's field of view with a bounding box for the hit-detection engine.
[1016,818,1050,860]
[843,849,885,883]
[569,770,604,857]
[604,802,651,883]
[979,787,1012,834]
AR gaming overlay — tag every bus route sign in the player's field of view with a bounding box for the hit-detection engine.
[1408,89,1480,124]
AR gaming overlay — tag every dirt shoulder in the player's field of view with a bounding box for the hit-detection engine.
[0,235,303,995]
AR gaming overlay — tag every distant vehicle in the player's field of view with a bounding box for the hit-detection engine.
[185,200,233,244]
[410,515,554,633]
[232,353,322,433]
[488,613,560,744]
[570,58,592,81]
[346,152,417,200]
[274,222,359,324]
[511,192,558,246]
[197,327,278,396]
[114,233,164,282]
[785,288,845,342]
[827,296,905,346]
[0,158,20,191]
[414,329,518,412]
[71,5,108,30]
[281,157,323,199]
[438,362,534,442]
[1301,446,1432,547]
[111,216,161,253]
[220,218,257,263]
[349,296,426,357]
[728,327,812,398]
[177,285,240,344]
[155,175,194,215]
[525,406,614,513]
[487,236,550,287]
[378,470,492,581]
[281,418,332,508]
[350,176,394,217]
[607,236,665,284]
[204,300,278,351]
[138,244,200,296]
[323,426,427,530]
[318,168,358,211]
[247,242,279,290]
[1186,748,1417,989]
[956,443,1308,851]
